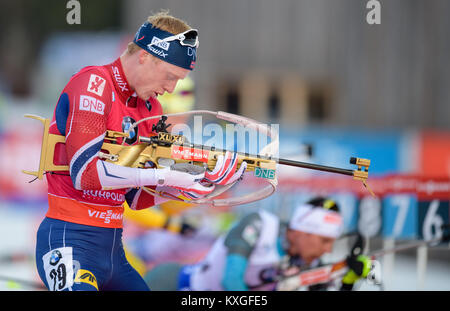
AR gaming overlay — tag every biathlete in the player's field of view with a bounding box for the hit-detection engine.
[35,11,245,291]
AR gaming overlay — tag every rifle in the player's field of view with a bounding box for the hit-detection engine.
[22,111,374,205]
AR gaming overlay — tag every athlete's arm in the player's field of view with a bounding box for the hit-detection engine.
[222,212,263,291]
[58,69,211,195]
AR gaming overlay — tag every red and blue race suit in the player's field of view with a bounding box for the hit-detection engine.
[36,57,162,290]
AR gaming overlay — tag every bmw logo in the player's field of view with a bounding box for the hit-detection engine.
[49,250,62,266]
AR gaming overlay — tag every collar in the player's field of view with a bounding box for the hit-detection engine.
[109,58,134,101]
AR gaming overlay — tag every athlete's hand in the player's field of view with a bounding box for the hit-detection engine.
[341,255,372,290]
[155,163,215,199]
[205,151,247,185]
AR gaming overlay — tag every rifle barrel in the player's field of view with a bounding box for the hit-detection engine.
[276,158,354,176]
[143,136,357,177]
[370,234,450,259]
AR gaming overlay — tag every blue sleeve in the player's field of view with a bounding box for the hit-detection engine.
[221,254,249,291]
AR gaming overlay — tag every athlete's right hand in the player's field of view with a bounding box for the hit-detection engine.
[154,163,215,199]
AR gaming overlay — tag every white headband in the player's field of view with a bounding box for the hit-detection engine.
[289,204,343,238]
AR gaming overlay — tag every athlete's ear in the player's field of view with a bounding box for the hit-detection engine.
[138,50,150,64]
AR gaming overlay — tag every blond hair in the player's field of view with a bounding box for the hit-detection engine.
[127,10,192,55]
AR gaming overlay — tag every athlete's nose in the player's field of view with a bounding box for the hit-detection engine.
[165,80,178,94]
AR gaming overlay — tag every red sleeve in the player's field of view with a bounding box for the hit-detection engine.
[63,68,113,190]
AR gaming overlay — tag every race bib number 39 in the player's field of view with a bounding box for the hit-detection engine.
[42,247,74,291]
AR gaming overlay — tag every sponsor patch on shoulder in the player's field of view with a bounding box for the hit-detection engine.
[87,74,106,96]
[79,95,105,115]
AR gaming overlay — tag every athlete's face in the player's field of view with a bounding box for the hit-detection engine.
[286,229,336,264]
[134,51,189,100]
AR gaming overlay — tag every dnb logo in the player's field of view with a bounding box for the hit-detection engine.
[122,116,138,145]
[49,250,63,266]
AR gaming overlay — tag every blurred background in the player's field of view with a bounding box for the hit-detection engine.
[0,0,449,290]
